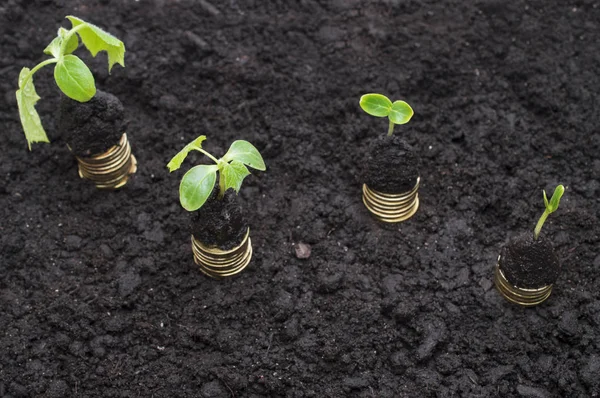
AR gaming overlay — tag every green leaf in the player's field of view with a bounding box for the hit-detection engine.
[62,28,80,54]
[43,36,62,58]
[16,68,49,150]
[221,160,251,193]
[359,94,392,117]
[388,100,414,125]
[54,54,96,102]
[546,185,565,213]
[167,136,207,172]
[44,31,79,58]
[543,190,549,208]
[66,16,125,72]
[222,140,266,171]
[179,165,218,211]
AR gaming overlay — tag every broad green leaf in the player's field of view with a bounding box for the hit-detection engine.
[221,160,250,193]
[359,94,392,117]
[547,185,565,213]
[388,100,414,125]
[167,136,207,172]
[222,140,266,171]
[54,54,96,102]
[16,68,49,150]
[67,16,125,72]
[179,165,218,211]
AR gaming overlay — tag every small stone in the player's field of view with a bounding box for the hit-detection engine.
[295,243,311,259]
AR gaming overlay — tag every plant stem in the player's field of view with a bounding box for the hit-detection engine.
[534,210,549,240]
[387,120,395,136]
[194,147,219,164]
[218,173,226,200]
[60,24,86,55]
[193,146,226,199]
[19,59,58,89]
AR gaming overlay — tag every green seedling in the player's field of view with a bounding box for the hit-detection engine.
[534,185,565,240]
[359,93,414,136]
[16,16,125,150]
[167,136,266,211]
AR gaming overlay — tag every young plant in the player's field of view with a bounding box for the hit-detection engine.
[534,185,565,240]
[359,93,414,136]
[167,136,266,211]
[16,16,125,150]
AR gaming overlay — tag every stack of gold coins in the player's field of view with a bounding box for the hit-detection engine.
[494,261,553,306]
[191,229,253,278]
[362,177,420,223]
[75,133,137,189]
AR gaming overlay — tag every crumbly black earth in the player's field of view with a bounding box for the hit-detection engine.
[59,90,125,156]
[189,184,248,250]
[2,1,600,397]
[363,135,419,193]
[499,233,560,289]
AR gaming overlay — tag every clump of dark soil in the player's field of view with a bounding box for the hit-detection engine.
[499,233,560,288]
[363,135,419,193]
[59,89,125,156]
[189,184,248,249]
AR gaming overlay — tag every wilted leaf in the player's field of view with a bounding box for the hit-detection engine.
[167,135,207,172]
[67,16,125,72]
[16,68,49,150]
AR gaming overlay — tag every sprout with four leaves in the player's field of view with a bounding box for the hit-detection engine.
[534,185,565,240]
[359,93,414,136]
[16,16,125,150]
[167,136,266,211]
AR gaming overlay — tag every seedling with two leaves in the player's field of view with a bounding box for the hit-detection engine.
[534,185,565,240]
[359,93,414,136]
[16,16,125,149]
[167,136,266,211]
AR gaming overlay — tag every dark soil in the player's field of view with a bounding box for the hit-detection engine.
[59,90,125,156]
[189,185,248,250]
[499,233,560,289]
[1,1,600,397]
[363,135,419,193]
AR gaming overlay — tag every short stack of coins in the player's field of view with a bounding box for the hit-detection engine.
[494,260,553,306]
[75,133,137,189]
[191,228,253,278]
[362,177,420,223]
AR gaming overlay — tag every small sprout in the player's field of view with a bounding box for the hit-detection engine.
[167,136,266,211]
[16,16,125,150]
[359,93,414,136]
[534,185,565,240]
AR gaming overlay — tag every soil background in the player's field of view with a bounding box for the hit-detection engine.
[1,0,599,397]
